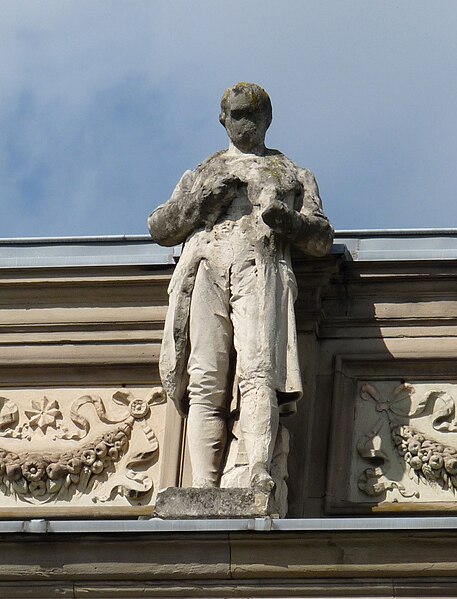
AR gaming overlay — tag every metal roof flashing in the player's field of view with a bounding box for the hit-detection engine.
[0,230,457,268]
[0,235,176,269]
[2,516,457,534]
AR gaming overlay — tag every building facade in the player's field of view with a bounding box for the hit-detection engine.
[0,231,457,596]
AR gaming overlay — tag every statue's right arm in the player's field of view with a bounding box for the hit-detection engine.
[148,170,197,247]
[148,165,246,247]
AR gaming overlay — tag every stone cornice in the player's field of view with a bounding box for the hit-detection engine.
[0,526,456,596]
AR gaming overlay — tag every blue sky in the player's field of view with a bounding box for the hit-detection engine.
[1,0,457,238]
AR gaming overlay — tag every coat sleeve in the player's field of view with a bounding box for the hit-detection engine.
[147,170,198,247]
[148,157,245,247]
[261,167,334,257]
[294,168,334,256]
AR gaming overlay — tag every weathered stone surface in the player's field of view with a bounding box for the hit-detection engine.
[328,365,457,513]
[154,487,277,519]
[0,386,166,514]
[0,528,457,596]
[148,82,333,505]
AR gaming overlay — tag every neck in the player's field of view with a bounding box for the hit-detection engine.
[227,141,266,156]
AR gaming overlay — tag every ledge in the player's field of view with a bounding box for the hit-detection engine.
[1,520,457,597]
[2,516,457,534]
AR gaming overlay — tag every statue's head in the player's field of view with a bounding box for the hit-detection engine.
[219,82,272,153]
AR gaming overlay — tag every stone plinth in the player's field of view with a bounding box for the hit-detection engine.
[154,487,277,519]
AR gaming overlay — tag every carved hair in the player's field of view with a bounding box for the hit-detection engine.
[219,82,272,128]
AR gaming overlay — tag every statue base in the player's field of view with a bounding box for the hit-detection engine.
[154,487,278,519]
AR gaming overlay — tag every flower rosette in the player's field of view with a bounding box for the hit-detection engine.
[22,459,46,482]
[129,398,149,419]
[81,449,96,467]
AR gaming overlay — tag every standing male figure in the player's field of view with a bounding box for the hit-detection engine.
[148,83,333,492]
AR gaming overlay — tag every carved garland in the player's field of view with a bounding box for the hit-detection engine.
[0,388,165,503]
[0,424,129,500]
[358,383,457,498]
[392,424,457,491]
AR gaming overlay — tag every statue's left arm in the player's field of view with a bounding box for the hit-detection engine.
[261,168,334,257]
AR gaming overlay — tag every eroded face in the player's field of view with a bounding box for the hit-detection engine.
[223,91,269,153]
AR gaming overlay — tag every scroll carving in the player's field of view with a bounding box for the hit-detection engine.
[0,388,165,504]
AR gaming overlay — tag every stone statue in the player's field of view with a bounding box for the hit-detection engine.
[148,82,333,496]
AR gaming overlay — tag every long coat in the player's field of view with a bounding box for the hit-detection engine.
[148,149,333,417]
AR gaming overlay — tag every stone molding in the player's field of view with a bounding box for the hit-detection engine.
[0,528,456,597]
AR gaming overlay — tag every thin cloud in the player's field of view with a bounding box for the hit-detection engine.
[1,0,457,237]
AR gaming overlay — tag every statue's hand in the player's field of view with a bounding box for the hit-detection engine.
[199,175,246,222]
[201,175,245,200]
[262,200,292,235]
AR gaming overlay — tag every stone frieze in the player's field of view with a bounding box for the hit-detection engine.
[0,387,165,509]
[356,382,457,502]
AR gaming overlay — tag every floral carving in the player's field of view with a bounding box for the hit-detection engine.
[355,418,416,499]
[22,459,46,482]
[0,387,165,503]
[0,424,130,502]
[392,424,457,492]
[358,382,457,497]
[129,399,149,418]
[25,397,61,432]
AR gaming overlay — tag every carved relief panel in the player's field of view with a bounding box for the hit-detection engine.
[0,386,165,516]
[326,358,457,513]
